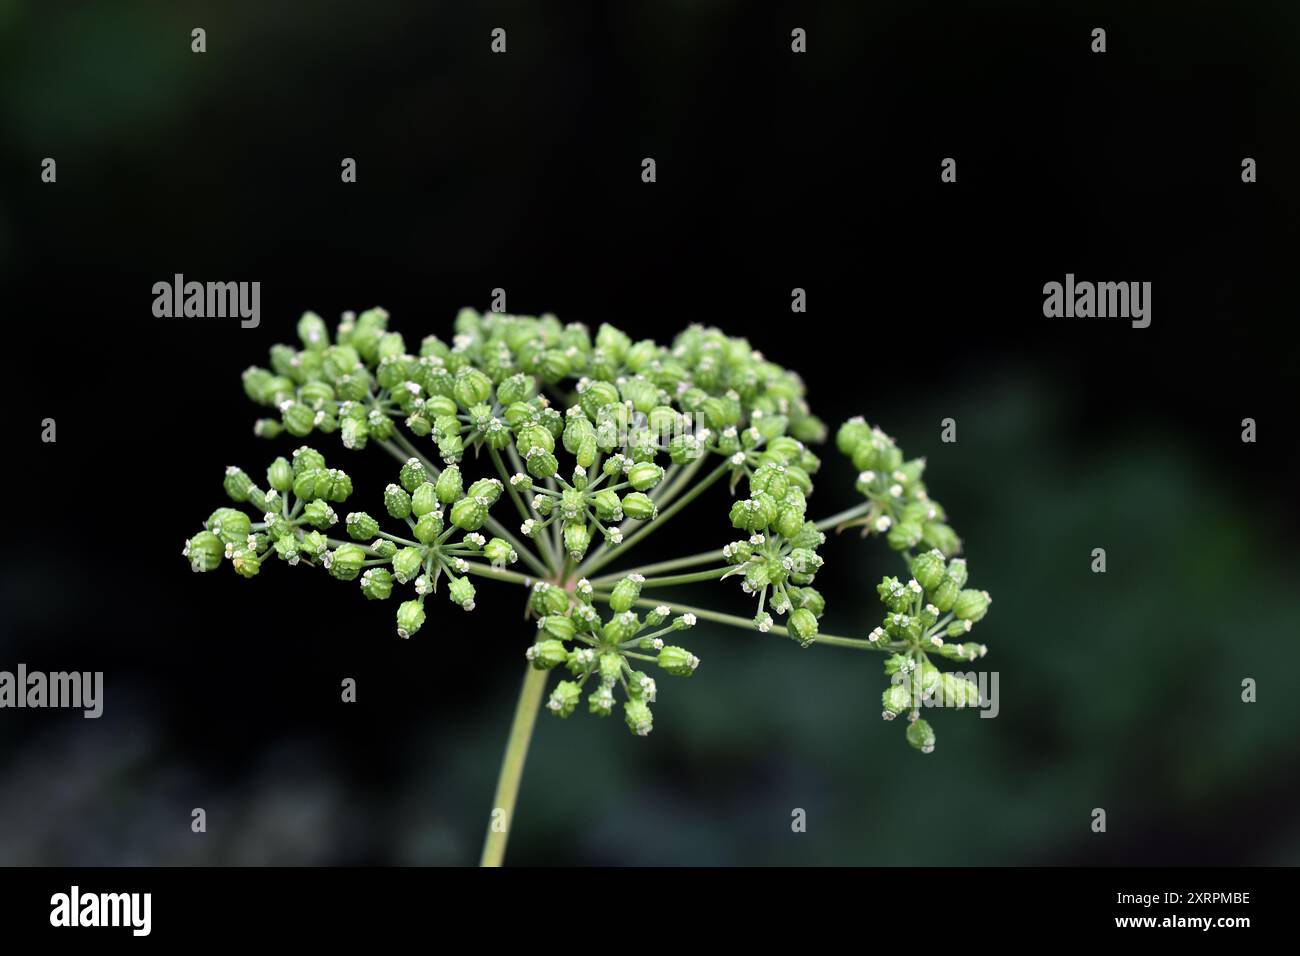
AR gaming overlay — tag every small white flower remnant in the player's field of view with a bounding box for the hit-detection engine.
[520,519,536,537]
[510,473,529,487]
[889,484,903,498]
[859,470,877,485]
[649,637,665,650]
[926,604,940,618]
[322,550,335,569]
[414,574,434,596]
[639,675,658,702]
[868,626,885,644]
[572,648,595,669]
[755,611,774,633]
[452,558,469,573]
[463,533,486,548]
[589,684,615,713]
[576,579,595,601]
[749,533,765,546]
[605,527,624,544]
[730,452,746,467]
[907,579,923,595]
[875,515,893,533]
[677,613,697,629]
[930,635,944,648]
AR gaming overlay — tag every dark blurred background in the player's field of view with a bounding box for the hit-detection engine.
[2,0,1298,865]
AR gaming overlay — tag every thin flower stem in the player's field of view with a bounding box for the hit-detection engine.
[325,536,379,556]
[590,595,886,651]
[491,446,562,574]
[647,453,707,512]
[624,567,731,588]
[575,459,731,579]
[586,548,726,585]
[459,561,538,588]
[480,664,549,867]
[812,501,874,532]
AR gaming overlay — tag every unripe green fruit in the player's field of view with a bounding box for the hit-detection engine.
[528,639,568,670]
[657,645,700,676]
[952,589,991,622]
[609,574,645,613]
[910,549,946,591]
[623,699,653,736]
[414,512,444,543]
[621,492,656,521]
[391,547,423,584]
[788,608,818,647]
[547,680,581,718]
[360,567,393,600]
[906,718,936,754]
[448,576,476,610]
[626,462,663,492]
[450,496,487,531]
[396,599,426,639]
[267,457,294,493]
[346,512,379,541]
[328,544,367,581]
[411,481,440,517]
[384,483,412,519]
[185,531,224,572]
[429,466,460,505]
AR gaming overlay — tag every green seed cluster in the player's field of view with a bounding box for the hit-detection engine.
[837,417,961,556]
[838,420,993,753]
[526,577,699,736]
[184,448,523,637]
[182,447,353,579]
[721,450,828,642]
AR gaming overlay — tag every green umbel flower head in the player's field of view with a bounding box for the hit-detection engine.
[188,308,993,757]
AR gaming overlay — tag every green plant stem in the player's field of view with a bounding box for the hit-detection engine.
[491,446,561,573]
[586,547,726,585]
[647,453,707,512]
[460,560,537,588]
[623,567,731,588]
[480,664,549,867]
[813,501,874,531]
[594,595,885,651]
